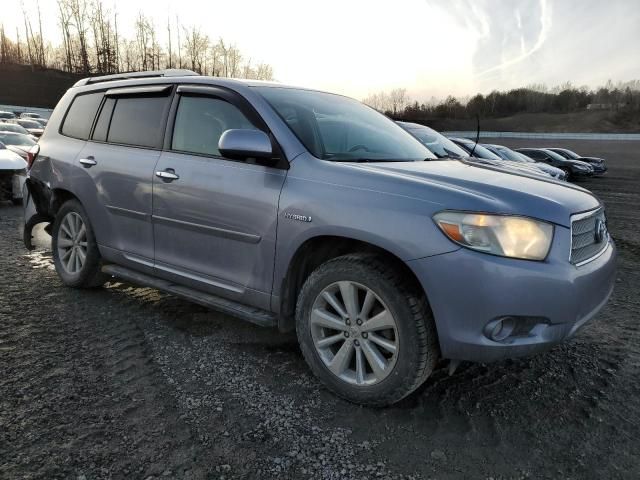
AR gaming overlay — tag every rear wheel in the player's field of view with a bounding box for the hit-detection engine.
[52,199,107,288]
[296,254,439,406]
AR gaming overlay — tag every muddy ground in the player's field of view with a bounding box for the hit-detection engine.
[1,139,639,479]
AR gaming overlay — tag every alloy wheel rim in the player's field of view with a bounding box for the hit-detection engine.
[57,212,88,275]
[310,281,399,386]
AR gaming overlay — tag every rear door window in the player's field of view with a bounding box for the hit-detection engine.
[107,95,171,148]
[61,92,103,139]
[171,95,258,157]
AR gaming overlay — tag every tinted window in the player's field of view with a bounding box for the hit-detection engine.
[172,96,258,156]
[108,96,170,148]
[61,92,103,139]
[92,98,115,142]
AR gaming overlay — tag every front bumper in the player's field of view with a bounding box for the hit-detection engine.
[408,226,616,362]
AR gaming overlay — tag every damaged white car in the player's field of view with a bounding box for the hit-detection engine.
[0,141,27,205]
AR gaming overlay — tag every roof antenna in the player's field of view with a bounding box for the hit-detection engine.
[469,114,480,158]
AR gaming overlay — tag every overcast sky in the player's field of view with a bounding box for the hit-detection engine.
[4,0,639,100]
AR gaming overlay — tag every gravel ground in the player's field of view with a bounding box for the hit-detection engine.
[1,139,639,479]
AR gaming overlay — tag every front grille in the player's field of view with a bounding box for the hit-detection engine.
[570,208,608,265]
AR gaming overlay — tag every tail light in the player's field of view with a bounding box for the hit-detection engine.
[27,144,40,169]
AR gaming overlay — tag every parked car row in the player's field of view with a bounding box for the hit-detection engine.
[395,121,607,182]
[0,109,45,120]
[0,110,48,137]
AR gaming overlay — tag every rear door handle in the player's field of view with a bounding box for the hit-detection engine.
[155,169,180,181]
[79,156,97,167]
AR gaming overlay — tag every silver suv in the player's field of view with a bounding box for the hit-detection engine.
[23,70,616,406]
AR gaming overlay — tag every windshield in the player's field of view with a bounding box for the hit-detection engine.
[0,132,36,147]
[453,139,501,160]
[254,87,436,162]
[541,149,570,162]
[515,151,536,163]
[18,119,42,129]
[0,123,29,134]
[402,125,467,159]
[493,146,527,163]
[0,112,14,119]
[555,148,579,159]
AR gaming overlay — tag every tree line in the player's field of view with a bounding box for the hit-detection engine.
[365,80,640,122]
[0,0,274,80]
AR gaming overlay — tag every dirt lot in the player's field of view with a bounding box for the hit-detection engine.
[1,140,639,480]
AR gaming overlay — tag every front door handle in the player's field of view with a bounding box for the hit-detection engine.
[155,169,180,181]
[79,156,97,167]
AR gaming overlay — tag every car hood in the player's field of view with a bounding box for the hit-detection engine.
[567,159,593,168]
[534,163,563,174]
[347,160,600,227]
[578,156,604,163]
[6,145,28,158]
[0,149,28,170]
[466,157,549,177]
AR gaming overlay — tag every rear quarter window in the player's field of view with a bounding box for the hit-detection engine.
[61,92,104,139]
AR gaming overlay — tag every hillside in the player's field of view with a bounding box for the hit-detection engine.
[0,63,82,109]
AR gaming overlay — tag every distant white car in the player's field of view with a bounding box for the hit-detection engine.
[0,141,28,205]
[11,119,44,137]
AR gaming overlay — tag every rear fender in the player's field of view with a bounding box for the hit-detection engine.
[22,177,54,250]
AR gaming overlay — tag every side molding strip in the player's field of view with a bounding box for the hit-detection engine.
[152,215,261,244]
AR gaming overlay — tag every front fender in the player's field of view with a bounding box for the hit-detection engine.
[272,161,460,298]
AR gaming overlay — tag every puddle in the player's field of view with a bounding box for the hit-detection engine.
[23,250,55,270]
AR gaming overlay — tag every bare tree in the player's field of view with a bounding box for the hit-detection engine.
[183,25,209,74]
[70,0,91,72]
[166,16,172,69]
[390,88,408,115]
[5,3,276,80]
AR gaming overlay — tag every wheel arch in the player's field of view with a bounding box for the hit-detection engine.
[277,234,427,333]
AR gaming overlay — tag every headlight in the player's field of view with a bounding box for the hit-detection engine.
[433,211,554,260]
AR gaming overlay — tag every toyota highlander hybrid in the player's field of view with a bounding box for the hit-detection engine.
[22,70,616,406]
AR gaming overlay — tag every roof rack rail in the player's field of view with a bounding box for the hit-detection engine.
[73,69,199,87]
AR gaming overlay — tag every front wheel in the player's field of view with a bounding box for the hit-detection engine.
[52,199,108,288]
[296,254,439,406]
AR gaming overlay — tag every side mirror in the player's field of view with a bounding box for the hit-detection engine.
[218,129,273,161]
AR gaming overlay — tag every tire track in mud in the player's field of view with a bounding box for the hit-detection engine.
[3,141,640,480]
[0,211,209,479]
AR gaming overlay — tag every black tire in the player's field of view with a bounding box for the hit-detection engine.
[561,167,572,181]
[11,197,23,206]
[296,253,439,406]
[52,199,108,288]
